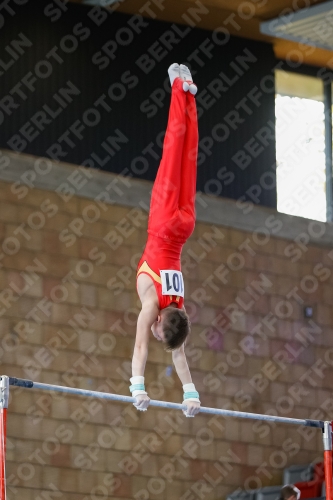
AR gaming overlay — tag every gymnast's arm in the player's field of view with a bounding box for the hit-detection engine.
[172,343,192,384]
[131,301,158,410]
[172,344,201,417]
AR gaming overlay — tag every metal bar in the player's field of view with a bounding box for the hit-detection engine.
[0,378,9,410]
[0,410,7,500]
[323,421,333,500]
[324,82,333,222]
[6,377,324,428]
[0,377,9,500]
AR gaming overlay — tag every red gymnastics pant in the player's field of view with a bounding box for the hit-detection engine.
[148,76,198,245]
[137,77,198,308]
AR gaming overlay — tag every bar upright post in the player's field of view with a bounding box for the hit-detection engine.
[0,376,9,500]
[323,421,333,500]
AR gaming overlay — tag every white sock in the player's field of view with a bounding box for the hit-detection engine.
[168,63,180,86]
[189,83,197,95]
[180,64,193,82]
[180,64,197,94]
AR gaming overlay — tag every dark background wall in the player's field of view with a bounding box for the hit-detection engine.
[1,0,277,207]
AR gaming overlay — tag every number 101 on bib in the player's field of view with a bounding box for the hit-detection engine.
[160,270,184,297]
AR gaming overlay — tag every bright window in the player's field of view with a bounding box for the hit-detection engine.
[275,70,326,222]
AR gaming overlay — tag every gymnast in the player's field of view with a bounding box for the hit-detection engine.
[130,63,201,418]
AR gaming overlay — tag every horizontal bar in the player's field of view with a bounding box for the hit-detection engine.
[7,377,324,428]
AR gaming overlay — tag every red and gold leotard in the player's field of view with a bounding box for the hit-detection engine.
[137,233,185,310]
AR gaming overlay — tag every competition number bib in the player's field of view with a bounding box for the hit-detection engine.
[160,270,184,297]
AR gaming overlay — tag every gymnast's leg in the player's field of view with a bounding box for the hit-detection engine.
[178,64,198,239]
[148,64,188,238]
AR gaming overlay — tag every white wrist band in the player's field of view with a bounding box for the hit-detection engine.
[129,376,147,398]
[183,383,196,392]
[130,376,145,385]
[182,383,200,403]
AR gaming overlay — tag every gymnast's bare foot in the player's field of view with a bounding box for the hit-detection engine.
[180,64,197,95]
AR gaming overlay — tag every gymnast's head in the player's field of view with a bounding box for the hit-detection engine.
[279,485,300,500]
[151,306,190,350]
